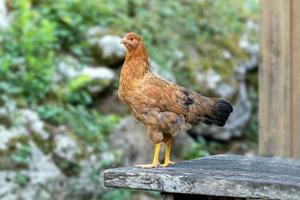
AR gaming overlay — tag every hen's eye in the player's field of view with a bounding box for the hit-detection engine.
[130,38,133,41]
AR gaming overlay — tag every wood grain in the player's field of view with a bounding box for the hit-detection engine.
[259,0,300,158]
[290,0,300,158]
[104,155,300,199]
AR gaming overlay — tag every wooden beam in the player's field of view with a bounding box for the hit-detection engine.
[259,0,300,158]
[104,155,300,199]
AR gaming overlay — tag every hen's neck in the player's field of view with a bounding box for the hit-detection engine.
[121,45,150,81]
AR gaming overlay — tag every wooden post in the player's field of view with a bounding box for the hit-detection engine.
[259,0,300,158]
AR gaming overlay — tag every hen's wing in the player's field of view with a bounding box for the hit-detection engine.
[136,73,232,127]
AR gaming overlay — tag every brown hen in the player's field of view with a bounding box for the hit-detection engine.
[119,32,233,168]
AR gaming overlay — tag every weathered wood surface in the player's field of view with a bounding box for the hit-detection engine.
[259,0,300,158]
[290,0,300,158]
[104,155,300,200]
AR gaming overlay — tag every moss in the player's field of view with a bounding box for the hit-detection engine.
[31,131,56,155]
[0,136,31,170]
[52,153,81,177]
[0,116,11,128]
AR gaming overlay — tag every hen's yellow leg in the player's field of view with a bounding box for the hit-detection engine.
[136,143,161,168]
[162,137,175,167]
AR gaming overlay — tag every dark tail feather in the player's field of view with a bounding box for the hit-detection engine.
[201,98,233,127]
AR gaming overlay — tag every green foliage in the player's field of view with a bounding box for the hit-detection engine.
[0,0,111,103]
[100,189,131,200]
[183,137,222,160]
[11,144,32,166]
[15,172,30,187]
[34,0,111,54]
[1,0,258,102]
[62,75,93,105]
[68,75,92,91]
[0,0,57,103]
[37,104,120,142]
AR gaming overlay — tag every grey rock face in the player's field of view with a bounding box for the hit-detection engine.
[0,0,10,29]
[87,27,126,66]
[0,106,49,150]
[190,42,258,141]
[0,103,107,200]
[149,59,176,82]
[81,66,115,94]
[55,56,115,94]
[96,35,126,65]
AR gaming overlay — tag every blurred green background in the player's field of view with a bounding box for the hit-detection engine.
[0,0,259,199]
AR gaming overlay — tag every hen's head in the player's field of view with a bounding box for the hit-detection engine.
[121,32,143,51]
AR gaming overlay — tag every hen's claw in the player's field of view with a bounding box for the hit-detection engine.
[136,143,162,168]
[161,160,175,167]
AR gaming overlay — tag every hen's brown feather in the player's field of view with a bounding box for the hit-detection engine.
[118,32,233,144]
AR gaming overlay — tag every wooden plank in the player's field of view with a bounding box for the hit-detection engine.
[259,0,300,157]
[290,0,300,158]
[104,155,300,199]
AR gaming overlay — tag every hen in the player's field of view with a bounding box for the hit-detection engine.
[119,32,233,168]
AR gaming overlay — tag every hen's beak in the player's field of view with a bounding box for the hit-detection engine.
[121,38,126,44]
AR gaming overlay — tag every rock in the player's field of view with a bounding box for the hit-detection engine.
[0,0,10,29]
[108,117,153,166]
[239,20,259,54]
[215,83,235,98]
[97,35,126,65]
[0,126,106,200]
[95,90,128,115]
[0,172,18,200]
[87,27,126,66]
[223,50,232,59]
[81,66,115,94]
[55,56,115,94]
[81,67,115,81]
[87,26,109,39]
[0,104,110,199]
[0,141,64,200]
[27,141,63,183]
[0,126,26,151]
[0,106,49,150]
[55,55,83,81]
[150,59,176,82]
[20,109,49,140]
[53,134,78,161]
[109,116,194,166]
[190,49,258,141]
[196,69,222,90]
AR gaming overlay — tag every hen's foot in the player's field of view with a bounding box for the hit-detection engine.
[161,160,175,167]
[136,162,161,168]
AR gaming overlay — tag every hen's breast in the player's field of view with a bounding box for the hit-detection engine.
[123,93,189,134]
